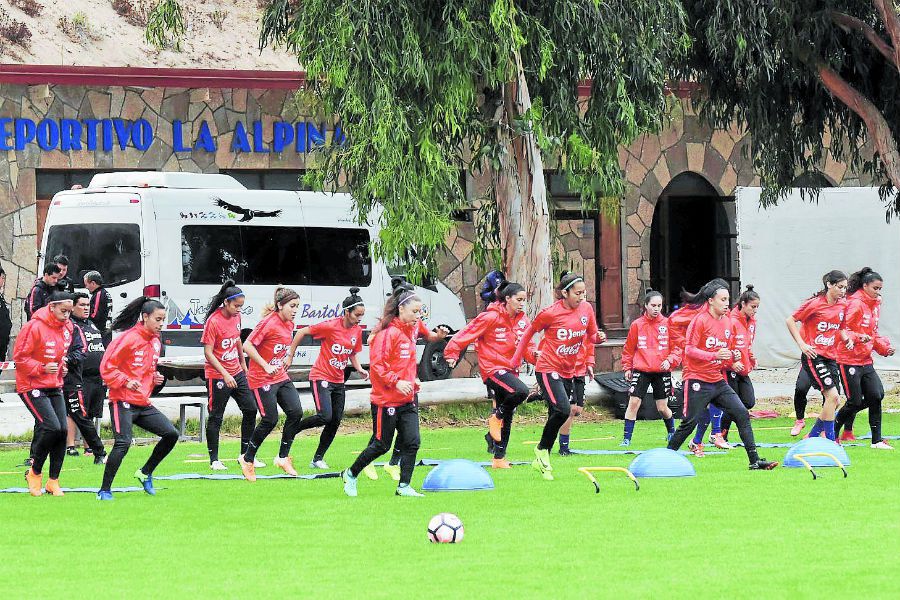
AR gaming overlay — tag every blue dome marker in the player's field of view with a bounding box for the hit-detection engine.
[422,459,495,492]
[628,448,696,478]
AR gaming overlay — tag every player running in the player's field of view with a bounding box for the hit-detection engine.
[512,273,606,480]
[619,289,679,447]
[835,268,895,448]
[97,297,178,500]
[201,281,259,471]
[288,287,369,469]
[785,270,851,441]
[444,280,537,468]
[720,285,761,443]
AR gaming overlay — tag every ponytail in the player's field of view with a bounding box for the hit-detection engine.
[813,270,848,297]
[111,296,165,332]
[736,284,760,309]
[847,267,882,295]
[261,286,300,318]
[204,279,244,318]
[342,287,364,312]
[496,281,525,304]
[680,278,728,308]
[373,285,420,335]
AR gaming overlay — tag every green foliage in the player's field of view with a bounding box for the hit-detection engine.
[259,0,687,280]
[145,0,185,50]
[680,0,900,213]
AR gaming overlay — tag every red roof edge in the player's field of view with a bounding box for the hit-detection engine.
[0,64,306,89]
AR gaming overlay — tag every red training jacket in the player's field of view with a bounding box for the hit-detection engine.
[13,306,74,393]
[369,318,419,407]
[682,309,734,383]
[443,302,537,381]
[791,295,847,361]
[100,324,162,406]
[512,300,599,378]
[621,313,680,373]
[729,306,757,375]
[838,290,893,365]
[668,304,704,361]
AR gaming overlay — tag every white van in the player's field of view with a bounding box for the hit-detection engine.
[40,171,467,384]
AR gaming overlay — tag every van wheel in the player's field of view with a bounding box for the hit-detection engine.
[419,339,451,381]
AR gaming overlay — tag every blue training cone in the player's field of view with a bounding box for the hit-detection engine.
[783,437,850,468]
[628,448,696,478]
[422,459,495,491]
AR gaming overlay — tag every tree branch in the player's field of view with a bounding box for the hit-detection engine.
[873,0,900,71]
[816,60,900,189]
[831,11,897,66]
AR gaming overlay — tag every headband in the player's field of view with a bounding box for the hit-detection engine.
[344,300,364,310]
[48,299,71,305]
[226,292,244,300]
[562,277,583,291]
[399,291,418,306]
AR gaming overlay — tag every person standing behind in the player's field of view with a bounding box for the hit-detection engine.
[84,271,113,346]
[53,255,75,293]
[25,263,62,320]
[14,292,75,496]
[63,293,107,463]
[0,267,12,367]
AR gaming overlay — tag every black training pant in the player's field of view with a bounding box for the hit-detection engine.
[101,402,178,491]
[536,372,573,451]
[721,371,756,434]
[20,388,67,479]
[298,379,347,462]
[205,372,257,462]
[485,371,529,459]
[668,379,760,464]
[836,364,884,443]
[82,374,106,419]
[350,401,421,485]
[794,367,814,420]
[64,387,105,456]
[244,380,303,461]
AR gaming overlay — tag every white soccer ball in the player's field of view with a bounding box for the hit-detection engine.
[427,513,464,543]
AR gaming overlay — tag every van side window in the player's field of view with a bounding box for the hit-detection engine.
[181,225,371,286]
[46,223,141,286]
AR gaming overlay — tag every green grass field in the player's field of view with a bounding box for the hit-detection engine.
[2,414,900,599]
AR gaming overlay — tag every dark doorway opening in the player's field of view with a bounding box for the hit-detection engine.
[649,172,737,311]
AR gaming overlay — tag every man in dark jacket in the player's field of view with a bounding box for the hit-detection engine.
[64,293,107,463]
[84,270,113,346]
[25,263,62,320]
[54,254,75,293]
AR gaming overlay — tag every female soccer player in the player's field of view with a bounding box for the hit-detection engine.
[720,285,761,441]
[666,282,777,470]
[342,287,425,497]
[835,268,895,448]
[785,270,851,441]
[15,292,74,496]
[288,287,368,469]
[618,289,679,447]
[444,280,537,468]
[201,281,259,470]
[512,273,605,480]
[238,287,304,481]
[98,297,179,500]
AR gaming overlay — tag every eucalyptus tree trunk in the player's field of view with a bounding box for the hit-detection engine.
[492,53,554,316]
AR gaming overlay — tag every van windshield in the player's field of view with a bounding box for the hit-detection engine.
[182,225,372,286]
[45,224,141,287]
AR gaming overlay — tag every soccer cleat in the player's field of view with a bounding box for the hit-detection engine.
[362,464,379,480]
[84,448,94,456]
[273,455,298,476]
[238,454,257,482]
[210,460,228,471]
[242,456,266,468]
[749,459,779,470]
[487,414,503,442]
[688,442,705,457]
[790,419,806,436]
[24,468,43,497]
[711,434,733,450]
[383,463,401,481]
[720,428,730,442]
[310,459,330,470]
[395,484,424,497]
[484,432,496,455]
[134,469,156,495]
[871,441,894,450]
[491,458,512,469]
[93,454,108,465]
[342,469,358,497]
[558,447,572,456]
[620,438,631,447]
[45,478,64,497]
[96,490,114,501]
[839,430,857,442]
[532,447,554,480]
[66,446,80,457]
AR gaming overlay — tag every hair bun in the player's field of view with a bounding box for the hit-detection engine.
[745,284,754,291]
[560,270,570,278]
[349,287,360,294]
[223,279,236,287]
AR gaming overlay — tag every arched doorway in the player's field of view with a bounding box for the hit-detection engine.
[649,172,737,311]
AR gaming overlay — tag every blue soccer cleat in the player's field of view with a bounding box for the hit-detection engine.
[134,469,156,496]
[97,490,114,501]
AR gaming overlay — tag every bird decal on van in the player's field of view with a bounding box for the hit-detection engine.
[212,197,283,222]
